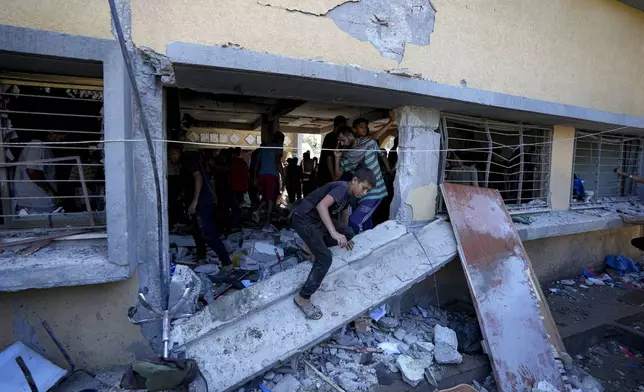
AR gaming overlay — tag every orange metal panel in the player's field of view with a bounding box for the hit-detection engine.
[441,183,563,391]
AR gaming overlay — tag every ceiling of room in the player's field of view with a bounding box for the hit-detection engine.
[178,90,390,134]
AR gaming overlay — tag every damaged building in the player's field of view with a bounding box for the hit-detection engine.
[1,0,644,391]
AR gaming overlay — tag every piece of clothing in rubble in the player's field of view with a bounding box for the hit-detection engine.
[180,153,231,265]
[120,357,198,392]
[292,181,355,299]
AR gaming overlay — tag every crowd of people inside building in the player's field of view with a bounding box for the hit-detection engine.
[167,112,398,263]
[167,112,398,317]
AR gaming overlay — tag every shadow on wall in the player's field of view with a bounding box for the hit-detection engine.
[0,274,153,371]
[401,259,471,312]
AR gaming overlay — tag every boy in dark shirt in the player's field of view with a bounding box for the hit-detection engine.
[291,167,376,319]
[168,144,233,269]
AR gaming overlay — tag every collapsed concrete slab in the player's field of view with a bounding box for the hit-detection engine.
[170,220,458,391]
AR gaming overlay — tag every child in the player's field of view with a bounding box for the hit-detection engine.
[291,167,377,320]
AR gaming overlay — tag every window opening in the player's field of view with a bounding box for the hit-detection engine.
[438,114,552,213]
[571,131,642,208]
[0,73,104,231]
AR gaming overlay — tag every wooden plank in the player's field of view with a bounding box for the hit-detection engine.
[0,230,90,250]
[441,183,563,391]
[19,238,53,255]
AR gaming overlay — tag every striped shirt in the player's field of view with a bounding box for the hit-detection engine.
[340,137,388,201]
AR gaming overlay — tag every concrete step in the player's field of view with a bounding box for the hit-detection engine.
[170,220,458,391]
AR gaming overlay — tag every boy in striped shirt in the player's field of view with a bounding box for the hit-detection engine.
[333,124,389,233]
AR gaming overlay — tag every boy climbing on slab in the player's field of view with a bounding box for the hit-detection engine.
[291,167,377,320]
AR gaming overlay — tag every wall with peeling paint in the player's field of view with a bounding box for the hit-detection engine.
[127,0,644,117]
[0,276,153,371]
[0,0,113,39]
[3,0,643,116]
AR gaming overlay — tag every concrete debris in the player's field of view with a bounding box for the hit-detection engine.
[402,333,418,345]
[394,328,407,340]
[139,46,175,85]
[174,220,459,391]
[376,316,399,331]
[434,324,463,364]
[532,380,560,392]
[396,355,424,387]
[424,366,440,387]
[168,265,202,314]
[272,374,301,392]
[193,264,219,275]
[236,303,473,392]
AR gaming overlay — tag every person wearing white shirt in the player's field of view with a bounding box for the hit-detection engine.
[13,132,63,213]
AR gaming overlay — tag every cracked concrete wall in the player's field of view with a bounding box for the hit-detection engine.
[127,0,644,117]
[0,275,153,371]
[391,106,441,226]
[327,0,435,62]
[3,0,644,116]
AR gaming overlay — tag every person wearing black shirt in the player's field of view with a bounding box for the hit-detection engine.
[317,116,347,187]
[168,144,232,268]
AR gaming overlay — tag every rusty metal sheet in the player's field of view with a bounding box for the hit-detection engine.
[441,183,563,391]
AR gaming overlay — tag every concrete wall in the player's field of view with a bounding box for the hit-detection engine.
[126,0,644,117]
[4,1,644,117]
[403,226,643,309]
[0,0,113,39]
[0,275,152,371]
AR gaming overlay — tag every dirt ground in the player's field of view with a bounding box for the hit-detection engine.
[545,279,644,391]
[573,339,644,392]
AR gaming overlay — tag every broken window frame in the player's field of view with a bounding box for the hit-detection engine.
[0,72,106,231]
[437,113,553,214]
[570,130,642,209]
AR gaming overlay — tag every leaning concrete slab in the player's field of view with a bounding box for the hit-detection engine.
[170,221,408,348]
[171,220,457,391]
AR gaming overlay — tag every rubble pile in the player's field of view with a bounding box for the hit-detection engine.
[548,255,643,297]
[168,226,309,311]
[236,304,488,392]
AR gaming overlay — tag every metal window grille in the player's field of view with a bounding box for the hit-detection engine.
[0,77,105,230]
[571,131,642,208]
[438,114,552,213]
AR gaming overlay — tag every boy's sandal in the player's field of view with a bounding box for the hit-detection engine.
[293,298,323,320]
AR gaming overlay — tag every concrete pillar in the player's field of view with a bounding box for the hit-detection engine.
[390,106,441,226]
[103,46,137,272]
[261,114,279,144]
[549,126,575,211]
[130,52,169,352]
[110,0,167,351]
[296,133,304,159]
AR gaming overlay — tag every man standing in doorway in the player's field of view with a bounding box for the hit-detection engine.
[168,143,233,269]
[252,132,285,230]
[317,116,347,187]
[333,125,388,233]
